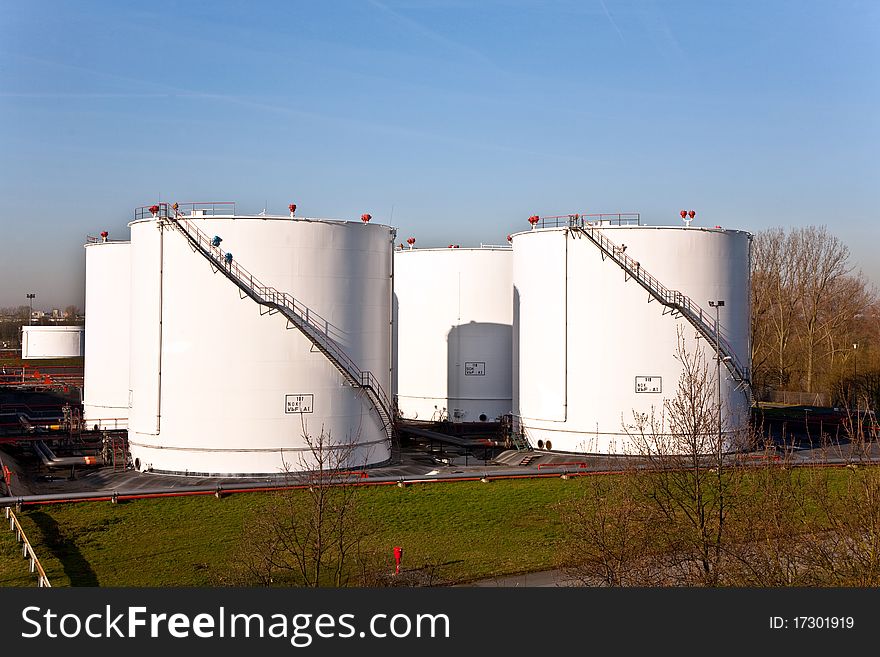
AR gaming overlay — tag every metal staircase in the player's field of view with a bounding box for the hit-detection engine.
[501,413,531,451]
[142,203,395,443]
[558,216,751,397]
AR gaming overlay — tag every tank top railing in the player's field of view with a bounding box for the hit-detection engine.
[143,203,394,441]
[529,213,641,229]
[134,202,236,221]
[565,221,751,393]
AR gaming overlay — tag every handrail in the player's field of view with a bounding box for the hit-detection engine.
[85,235,127,244]
[134,202,236,221]
[530,213,640,229]
[4,506,51,587]
[501,413,531,451]
[568,221,751,392]
[145,203,394,439]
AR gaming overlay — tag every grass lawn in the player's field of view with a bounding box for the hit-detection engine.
[0,477,586,587]
[1,465,868,587]
[0,520,39,587]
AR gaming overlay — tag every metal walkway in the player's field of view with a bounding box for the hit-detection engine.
[138,203,395,444]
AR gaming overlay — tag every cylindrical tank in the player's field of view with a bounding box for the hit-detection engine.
[83,240,131,430]
[128,212,394,476]
[394,246,513,423]
[21,325,84,359]
[512,222,751,455]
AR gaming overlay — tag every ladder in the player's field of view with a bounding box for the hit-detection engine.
[151,204,395,444]
[568,219,752,399]
[502,414,532,451]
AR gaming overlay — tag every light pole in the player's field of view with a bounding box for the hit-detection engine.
[853,343,859,413]
[26,293,35,325]
[709,300,725,462]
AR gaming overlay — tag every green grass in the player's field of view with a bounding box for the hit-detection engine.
[0,521,38,587]
[0,477,588,587]
[0,466,868,587]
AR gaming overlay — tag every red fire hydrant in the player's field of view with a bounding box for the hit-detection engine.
[393,546,403,575]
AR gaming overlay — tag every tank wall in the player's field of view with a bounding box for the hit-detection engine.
[128,217,393,475]
[394,249,513,422]
[83,242,131,430]
[21,326,84,359]
[511,233,567,422]
[513,226,751,455]
[128,223,162,437]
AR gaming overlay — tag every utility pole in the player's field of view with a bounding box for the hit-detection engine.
[709,300,725,463]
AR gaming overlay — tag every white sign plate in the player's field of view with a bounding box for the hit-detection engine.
[285,394,314,413]
[635,376,662,393]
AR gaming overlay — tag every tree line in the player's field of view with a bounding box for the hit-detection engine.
[751,225,878,408]
[556,328,880,587]
[0,305,83,349]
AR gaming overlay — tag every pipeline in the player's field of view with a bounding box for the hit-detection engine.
[0,466,607,506]
[0,456,871,508]
[401,425,503,448]
[31,441,98,469]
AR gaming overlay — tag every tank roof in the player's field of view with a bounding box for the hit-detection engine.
[84,239,131,248]
[128,214,393,229]
[395,245,512,253]
[511,224,752,239]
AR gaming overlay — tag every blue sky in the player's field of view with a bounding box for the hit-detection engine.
[1,0,877,309]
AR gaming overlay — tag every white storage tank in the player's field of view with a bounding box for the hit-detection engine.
[21,325,84,359]
[128,204,394,476]
[394,245,513,423]
[83,236,131,430]
[512,215,751,455]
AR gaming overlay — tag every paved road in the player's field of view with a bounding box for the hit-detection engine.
[463,569,579,587]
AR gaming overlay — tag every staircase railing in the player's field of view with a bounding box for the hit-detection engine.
[138,204,394,441]
[550,215,751,394]
[501,414,531,451]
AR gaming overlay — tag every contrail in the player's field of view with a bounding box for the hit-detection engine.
[599,0,625,43]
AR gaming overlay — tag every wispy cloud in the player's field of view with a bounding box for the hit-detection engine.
[0,92,171,99]
[599,0,625,43]
[2,53,176,93]
[366,0,510,77]
[637,0,688,65]
[0,42,593,166]
[184,91,595,165]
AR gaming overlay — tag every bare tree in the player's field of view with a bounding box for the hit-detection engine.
[229,422,375,587]
[751,225,875,398]
[723,447,818,586]
[800,466,880,586]
[622,329,737,586]
[556,474,660,586]
[63,305,83,325]
[560,330,743,586]
[752,227,799,390]
[794,227,859,392]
